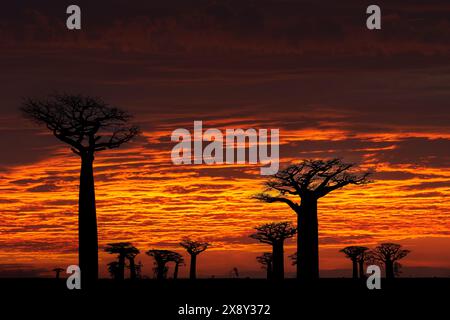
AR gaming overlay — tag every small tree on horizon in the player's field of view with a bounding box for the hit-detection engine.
[370,243,410,279]
[126,246,140,280]
[250,222,296,280]
[340,246,369,279]
[104,242,139,281]
[171,253,185,279]
[146,249,181,280]
[180,238,210,280]
[52,267,65,280]
[256,252,273,279]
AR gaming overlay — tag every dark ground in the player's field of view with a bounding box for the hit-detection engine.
[2,278,449,318]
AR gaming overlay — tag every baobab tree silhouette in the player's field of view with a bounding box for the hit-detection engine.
[52,267,64,280]
[22,94,139,289]
[146,250,181,280]
[104,242,139,281]
[179,238,210,280]
[250,222,296,280]
[171,253,185,280]
[370,243,410,279]
[340,246,369,279]
[125,246,140,280]
[256,253,273,279]
[254,159,370,280]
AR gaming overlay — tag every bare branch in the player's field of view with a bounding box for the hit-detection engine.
[21,93,140,157]
[253,193,299,212]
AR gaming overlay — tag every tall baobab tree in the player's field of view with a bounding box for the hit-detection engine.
[146,250,180,280]
[340,246,369,279]
[179,238,210,280]
[250,222,296,280]
[370,243,410,279]
[22,94,139,288]
[254,159,370,280]
[52,267,65,280]
[104,242,139,281]
[256,253,273,279]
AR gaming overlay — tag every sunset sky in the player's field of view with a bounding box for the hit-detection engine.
[0,0,449,278]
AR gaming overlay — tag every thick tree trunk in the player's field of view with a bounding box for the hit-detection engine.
[78,154,98,289]
[173,263,179,279]
[156,263,165,280]
[297,196,319,280]
[129,257,136,280]
[266,262,272,280]
[358,259,365,279]
[385,260,394,279]
[272,241,284,280]
[352,259,358,279]
[190,254,197,279]
[118,255,125,281]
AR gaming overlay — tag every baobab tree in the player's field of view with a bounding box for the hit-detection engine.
[250,222,296,280]
[171,253,185,280]
[52,267,65,280]
[179,238,210,279]
[22,94,139,288]
[254,159,370,280]
[370,243,410,279]
[104,242,139,281]
[340,246,369,279]
[146,249,181,280]
[125,246,140,280]
[256,253,273,279]
[357,247,370,279]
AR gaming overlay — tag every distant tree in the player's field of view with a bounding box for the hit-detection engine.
[340,246,369,279]
[180,238,210,279]
[52,267,65,280]
[146,249,181,280]
[125,246,140,280]
[171,253,185,280]
[357,247,370,279]
[256,253,273,279]
[371,243,410,279]
[104,242,139,280]
[250,222,296,280]
[22,94,139,289]
[254,159,371,280]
